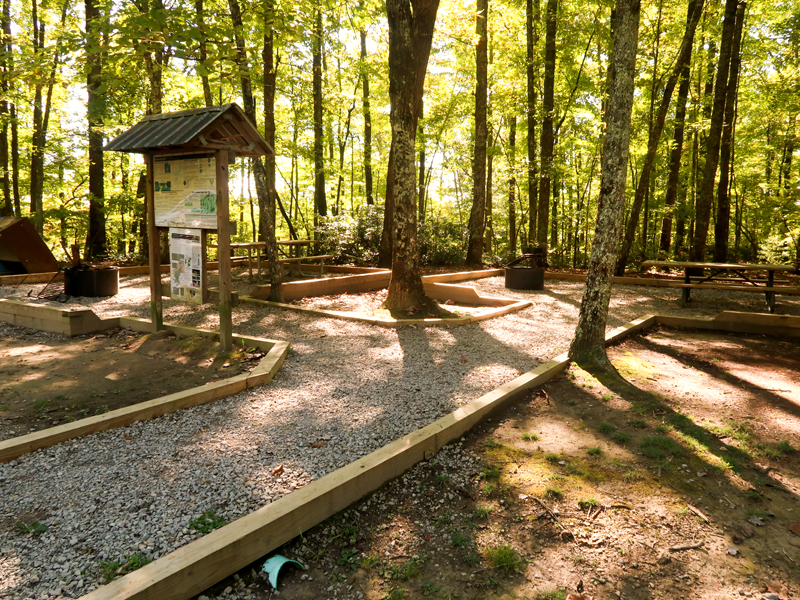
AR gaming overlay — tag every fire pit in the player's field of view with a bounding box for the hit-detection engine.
[505,247,547,290]
[64,265,119,297]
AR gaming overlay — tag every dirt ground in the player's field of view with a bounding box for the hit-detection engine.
[202,327,800,600]
[0,324,264,441]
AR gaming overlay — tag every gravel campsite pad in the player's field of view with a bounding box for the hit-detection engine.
[0,323,263,442]
[224,327,800,600]
[0,274,799,600]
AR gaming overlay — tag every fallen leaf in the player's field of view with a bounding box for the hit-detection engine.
[122,434,133,441]
[788,523,800,537]
[460,355,467,363]
[272,464,284,476]
[748,515,765,527]
[309,442,325,448]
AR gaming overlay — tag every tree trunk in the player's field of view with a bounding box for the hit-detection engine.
[466,0,488,266]
[569,0,640,371]
[659,5,695,255]
[485,124,494,253]
[312,8,327,222]
[615,0,704,273]
[360,15,374,206]
[526,0,540,246]
[384,0,440,313]
[261,0,283,300]
[195,0,213,107]
[537,0,556,250]
[418,99,426,222]
[508,115,517,257]
[0,0,11,217]
[30,0,44,233]
[691,0,739,261]
[713,0,745,262]
[86,0,106,259]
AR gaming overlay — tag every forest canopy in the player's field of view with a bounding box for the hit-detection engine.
[1,0,799,269]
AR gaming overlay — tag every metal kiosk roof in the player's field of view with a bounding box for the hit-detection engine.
[105,104,264,351]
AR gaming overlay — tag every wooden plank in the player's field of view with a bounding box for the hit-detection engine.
[423,282,515,307]
[642,260,797,271]
[0,376,249,463]
[78,316,655,600]
[672,283,800,293]
[246,341,290,388]
[422,269,504,283]
[215,149,233,352]
[145,153,164,331]
[251,271,392,301]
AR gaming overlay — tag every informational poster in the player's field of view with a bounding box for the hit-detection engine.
[155,156,217,229]
[169,228,203,303]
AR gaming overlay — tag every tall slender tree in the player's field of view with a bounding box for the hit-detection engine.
[360,3,374,206]
[526,0,539,246]
[312,7,327,223]
[569,0,640,370]
[508,114,517,257]
[466,0,488,265]
[86,0,107,259]
[537,0,557,250]
[383,0,440,313]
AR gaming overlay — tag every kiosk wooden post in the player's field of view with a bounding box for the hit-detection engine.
[144,153,164,330]
[215,149,233,351]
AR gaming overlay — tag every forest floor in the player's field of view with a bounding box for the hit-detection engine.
[0,325,263,442]
[208,327,800,600]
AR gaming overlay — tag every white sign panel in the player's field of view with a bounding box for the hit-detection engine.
[155,156,217,229]
[169,228,203,304]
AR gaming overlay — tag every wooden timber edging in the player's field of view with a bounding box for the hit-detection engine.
[0,313,289,463]
[653,310,800,338]
[78,314,657,600]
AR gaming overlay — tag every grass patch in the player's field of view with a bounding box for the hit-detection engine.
[472,505,493,519]
[627,418,648,429]
[598,422,617,434]
[481,466,500,480]
[15,521,48,535]
[777,440,796,454]
[578,497,598,510]
[535,590,567,600]
[450,531,471,548]
[611,432,631,444]
[99,553,151,583]
[587,446,602,456]
[522,432,539,441]
[485,544,524,572]
[544,452,561,463]
[545,486,563,500]
[188,510,227,534]
[640,435,683,460]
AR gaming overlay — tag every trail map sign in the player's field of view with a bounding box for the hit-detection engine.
[154,155,217,229]
[169,228,203,303]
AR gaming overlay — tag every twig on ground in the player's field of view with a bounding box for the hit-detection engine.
[669,541,704,552]
[688,504,711,525]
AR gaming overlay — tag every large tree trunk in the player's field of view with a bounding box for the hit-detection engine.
[30,0,44,233]
[569,0,640,371]
[0,0,9,217]
[526,0,539,245]
[360,14,374,206]
[659,4,696,255]
[615,0,703,274]
[466,0,488,266]
[485,123,494,253]
[713,0,745,262]
[384,0,440,313]
[86,0,106,259]
[691,0,740,261]
[508,115,517,257]
[312,7,327,223]
[537,0,556,250]
[418,99,425,222]
[195,0,214,107]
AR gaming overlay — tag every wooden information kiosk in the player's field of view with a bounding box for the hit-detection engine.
[105,104,271,350]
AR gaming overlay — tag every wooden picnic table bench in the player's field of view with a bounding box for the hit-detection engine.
[209,241,330,277]
[641,260,799,313]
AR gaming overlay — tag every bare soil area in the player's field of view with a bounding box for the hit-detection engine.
[203,328,800,600]
[0,324,264,441]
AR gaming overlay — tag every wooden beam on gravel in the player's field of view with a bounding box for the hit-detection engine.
[654,311,800,338]
[78,314,657,600]
[0,319,289,463]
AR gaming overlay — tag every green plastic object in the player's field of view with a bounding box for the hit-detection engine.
[262,555,305,589]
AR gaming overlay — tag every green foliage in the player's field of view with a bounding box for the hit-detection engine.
[522,432,539,441]
[99,553,151,583]
[485,544,524,571]
[15,521,48,535]
[188,510,227,534]
[640,435,683,460]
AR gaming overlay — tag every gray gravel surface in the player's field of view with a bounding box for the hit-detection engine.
[1,274,798,599]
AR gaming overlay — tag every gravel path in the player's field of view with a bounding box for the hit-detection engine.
[1,275,798,600]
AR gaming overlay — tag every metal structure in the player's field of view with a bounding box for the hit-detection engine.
[105,104,270,350]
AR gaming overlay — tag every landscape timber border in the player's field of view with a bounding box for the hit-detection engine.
[242,268,529,327]
[0,300,289,463]
[77,313,657,600]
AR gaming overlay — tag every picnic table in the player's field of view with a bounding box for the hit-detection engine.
[641,260,799,313]
[209,239,331,277]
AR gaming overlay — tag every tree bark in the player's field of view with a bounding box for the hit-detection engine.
[30,0,44,233]
[360,14,374,206]
[312,7,327,222]
[713,0,745,262]
[526,0,539,245]
[195,0,214,107]
[691,0,739,261]
[485,123,494,253]
[466,0,488,266]
[86,0,106,259]
[615,0,703,273]
[659,4,695,255]
[537,0,556,250]
[418,99,426,222]
[569,0,640,371]
[508,115,517,257]
[384,0,440,313]
[0,0,11,217]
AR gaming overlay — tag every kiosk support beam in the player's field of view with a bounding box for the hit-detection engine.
[215,149,233,351]
[145,153,164,330]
